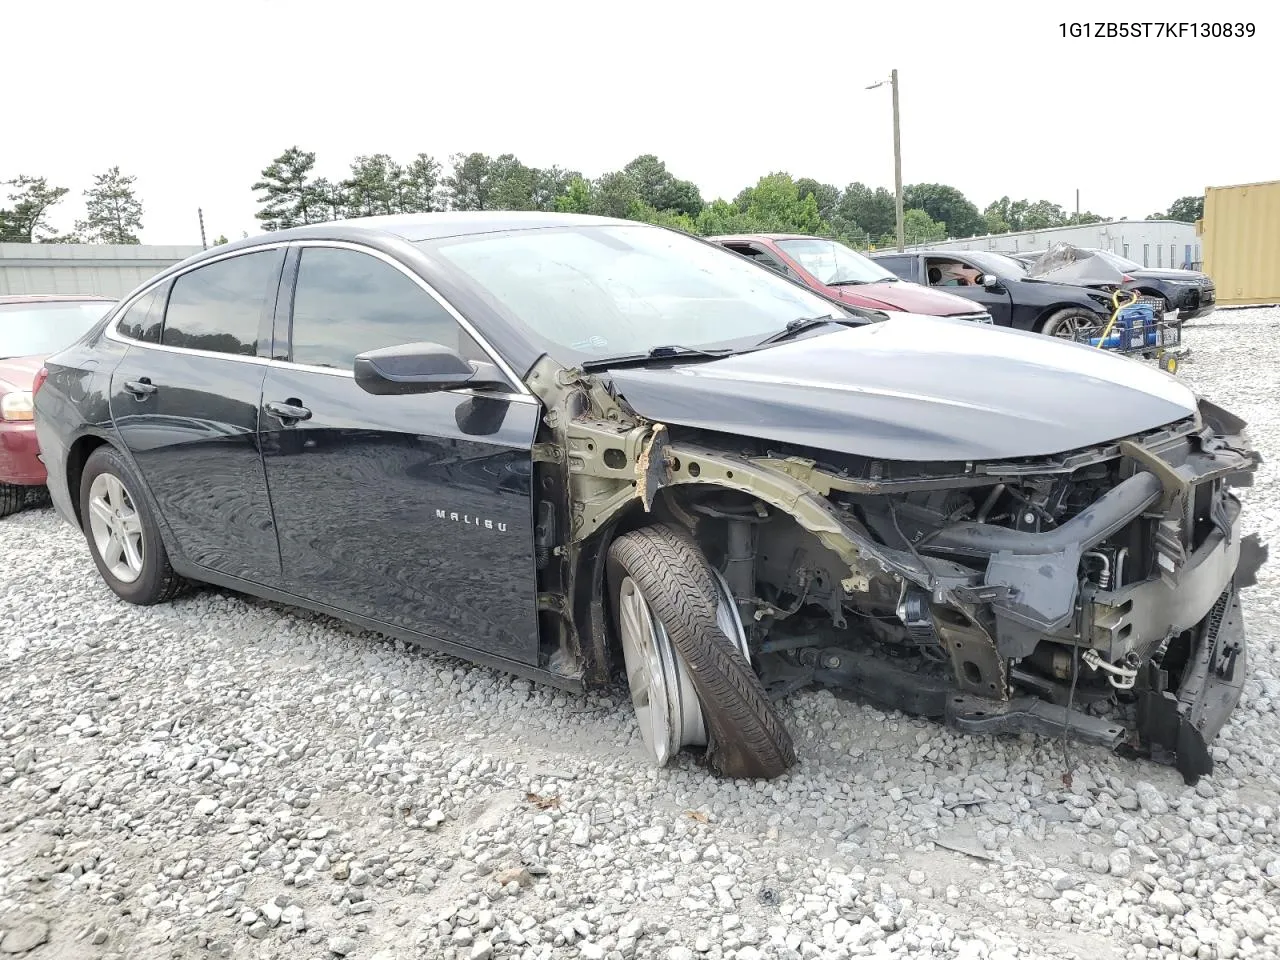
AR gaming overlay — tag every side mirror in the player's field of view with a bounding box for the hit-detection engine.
[353,341,509,396]
[981,274,1002,289]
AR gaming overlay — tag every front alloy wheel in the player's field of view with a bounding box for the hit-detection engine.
[607,524,796,779]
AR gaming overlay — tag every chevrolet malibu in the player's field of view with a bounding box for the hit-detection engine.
[33,213,1266,783]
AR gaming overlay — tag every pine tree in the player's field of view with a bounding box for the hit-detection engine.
[76,166,144,243]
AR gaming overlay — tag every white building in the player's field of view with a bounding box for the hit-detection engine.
[903,219,1202,270]
[0,242,203,298]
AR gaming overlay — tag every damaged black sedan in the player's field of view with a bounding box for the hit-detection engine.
[33,213,1265,785]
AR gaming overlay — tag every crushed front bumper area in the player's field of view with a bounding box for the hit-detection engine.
[799,583,1246,786]
[773,403,1265,785]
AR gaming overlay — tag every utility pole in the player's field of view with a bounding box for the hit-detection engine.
[891,69,904,251]
[1076,189,1080,217]
[867,70,905,250]
[198,208,207,249]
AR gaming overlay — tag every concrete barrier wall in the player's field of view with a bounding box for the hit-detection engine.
[0,243,205,299]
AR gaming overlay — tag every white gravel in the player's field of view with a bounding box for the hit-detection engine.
[2,307,1280,960]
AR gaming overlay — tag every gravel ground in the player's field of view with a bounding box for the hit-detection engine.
[2,308,1279,960]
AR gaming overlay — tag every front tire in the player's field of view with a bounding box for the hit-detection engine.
[79,445,185,605]
[607,524,796,779]
[1040,307,1103,341]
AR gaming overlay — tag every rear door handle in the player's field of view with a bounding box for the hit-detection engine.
[123,378,156,398]
[265,400,312,423]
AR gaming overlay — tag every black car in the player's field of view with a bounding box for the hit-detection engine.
[870,249,1124,339]
[1011,248,1217,321]
[33,213,1265,784]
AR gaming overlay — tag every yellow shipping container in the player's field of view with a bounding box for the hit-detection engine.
[1202,180,1280,306]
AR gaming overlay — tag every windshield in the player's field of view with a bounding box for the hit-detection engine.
[774,237,896,285]
[966,252,1027,278]
[0,300,114,359]
[425,225,852,363]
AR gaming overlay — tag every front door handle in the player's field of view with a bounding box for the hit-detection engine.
[265,400,312,423]
[123,378,156,398]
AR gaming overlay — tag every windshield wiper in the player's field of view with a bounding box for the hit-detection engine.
[579,344,735,371]
[756,314,862,346]
[826,279,868,286]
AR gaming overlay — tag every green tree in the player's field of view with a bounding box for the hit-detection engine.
[74,166,144,243]
[590,170,641,219]
[312,177,347,221]
[694,198,766,236]
[1066,210,1107,225]
[835,183,896,239]
[737,173,827,234]
[213,235,229,246]
[485,154,537,211]
[902,183,983,238]
[555,177,594,214]
[402,153,444,212]
[1,175,70,242]
[1167,196,1204,222]
[627,201,697,233]
[1019,199,1067,231]
[252,147,326,230]
[902,208,945,244]
[443,153,492,210]
[622,154,704,217]
[794,178,841,223]
[532,166,581,211]
[342,154,404,216]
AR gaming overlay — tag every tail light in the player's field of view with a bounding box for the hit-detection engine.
[32,367,49,398]
[1122,274,1136,283]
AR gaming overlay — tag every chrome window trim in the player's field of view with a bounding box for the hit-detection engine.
[287,239,532,397]
[104,241,291,366]
[104,238,533,399]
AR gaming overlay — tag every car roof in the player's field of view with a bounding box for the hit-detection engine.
[161,211,650,275]
[710,233,830,243]
[281,211,632,243]
[0,294,116,304]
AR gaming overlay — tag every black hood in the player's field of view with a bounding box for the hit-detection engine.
[605,315,1197,463]
[1132,267,1207,281]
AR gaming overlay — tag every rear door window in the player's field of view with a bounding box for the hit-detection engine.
[161,250,284,357]
[116,285,167,343]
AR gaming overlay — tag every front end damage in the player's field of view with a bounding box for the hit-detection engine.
[528,357,1267,784]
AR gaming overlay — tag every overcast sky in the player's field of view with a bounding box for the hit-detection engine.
[5,0,1274,244]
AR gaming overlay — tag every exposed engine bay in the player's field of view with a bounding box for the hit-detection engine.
[528,354,1268,786]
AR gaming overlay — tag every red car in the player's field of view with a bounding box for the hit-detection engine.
[710,234,994,323]
[1,295,117,517]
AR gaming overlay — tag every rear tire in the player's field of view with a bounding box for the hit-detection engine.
[79,445,185,605]
[0,483,24,518]
[1040,307,1104,341]
[607,524,796,779]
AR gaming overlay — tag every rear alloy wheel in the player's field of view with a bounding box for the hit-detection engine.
[79,445,185,605]
[607,524,796,779]
[1041,307,1104,342]
[0,483,25,519]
